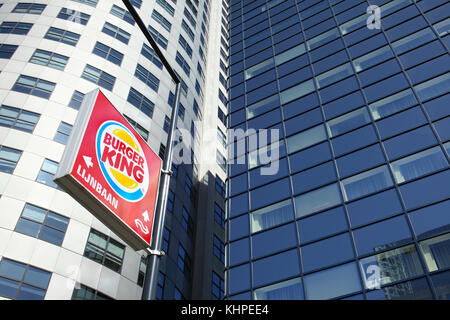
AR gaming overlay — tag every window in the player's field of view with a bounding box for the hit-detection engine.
[102,22,130,44]
[353,46,394,73]
[316,63,353,89]
[213,235,225,263]
[359,244,423,289]
[251,199,294,233]
[0,105,40,133]
[174,287,184,300]
[0,21,33,35]
[245,58,274,80]
[212,271,225,299]
[254,277,303,300]
[0,146,22,174]
[93,42,123,66]
[12,3,46,14]
[0,44,18,59]
[72,284,113,300]
[141,43,163,69]
[148,25,168,49]
[84,229,125,273]
[178,103,185,121]
[127,87,154,118]
[420,233,450,272]
[177,244,191,276]
[181,19,195,41]
[295,183,342,218]
[369,89,417,120]
[414,73,450,102]
[341,165,394,201]
[218,108,227,126]
[275,43,306,66]
[135,64,159,92]
[29,49,69,70]
[214,203,225,228]
[36,159,60,189]
[280,79,315,104]
[159,143,165,159]
[72,0,98,7]
[178,35,193,58]
[166,189,174,213]
[54,122,72,145]
[181,207,194,237]
[152,10,171,32]
[327,107,371,137]
[215,176,226,198]
[57,8,90,25]
[306,28,340,50]
[163,116,170,133]
[69,90,84,110]
[137,257,147,287]
[123,115,149,141]
[156,0,175,16]
[391,146,448,184]
[286,124,327,154]
[175,51,190,76]
[110,4,134,25]
[304,262,361,300]
[12,75,55,99]
[0,258,51,300]
[44,27,80,46]
[217,128,227,149]
[217,150,227,172]
[15,204,69,246]
[391,28,436,55]
[162,228,170,253]
[81,64,116,91]
[156,272,165,300]
[184,175,192,196]
[184,8,196,27]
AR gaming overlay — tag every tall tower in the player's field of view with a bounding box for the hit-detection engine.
[226,0,450,300]
[0,0,226,300]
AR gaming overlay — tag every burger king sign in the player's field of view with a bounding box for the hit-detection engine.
[55,89,162,250]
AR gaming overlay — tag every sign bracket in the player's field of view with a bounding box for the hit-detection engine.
[146,249,165,257]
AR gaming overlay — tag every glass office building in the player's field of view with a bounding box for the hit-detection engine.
[226,0,450,300]
[0,0,228,300]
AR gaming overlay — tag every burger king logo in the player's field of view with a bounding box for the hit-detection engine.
[96,121,149,202]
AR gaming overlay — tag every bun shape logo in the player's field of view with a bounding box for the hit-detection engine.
[96,121,149,202]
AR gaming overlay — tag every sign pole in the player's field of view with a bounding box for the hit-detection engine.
[120,0,181,300]
[142,82,181,300]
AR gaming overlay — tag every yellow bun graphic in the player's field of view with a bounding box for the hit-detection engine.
[109,168,139,189]
[112,129,140,152]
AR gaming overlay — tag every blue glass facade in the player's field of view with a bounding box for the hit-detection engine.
[226,0,450,300]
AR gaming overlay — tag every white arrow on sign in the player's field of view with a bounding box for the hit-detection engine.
[83,156,93,168]
[142,210,150,223]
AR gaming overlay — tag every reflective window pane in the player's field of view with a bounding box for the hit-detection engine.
[250,199,294,233]
[391,146,448,184]
[366,277,432,300]
[369,89,417,120]
[286,124,327,154]
[254,277,303,300]
[253,249,300,288]
[354,216,412,256]
[327,107,371,137]
[419,233,450,272]
[294,183,342,218]
[302,233,354,273]
[341,165,393,201]
[359,245,423,289]
[304,262,362,300]
[431,270,450,300]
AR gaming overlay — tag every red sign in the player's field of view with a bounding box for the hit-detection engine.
[55,89,162,250]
